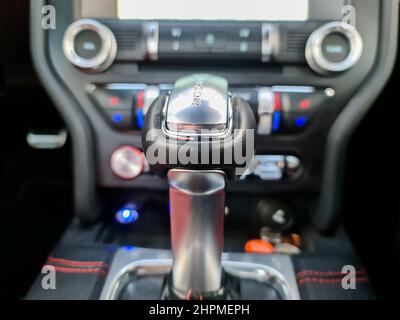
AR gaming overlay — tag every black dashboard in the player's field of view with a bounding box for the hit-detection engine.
[30,0,397,234]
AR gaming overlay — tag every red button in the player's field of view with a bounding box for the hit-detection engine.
[137,91,145,109]
[274,92,281,112]
[110,96,120,107]
[299,99,311,110]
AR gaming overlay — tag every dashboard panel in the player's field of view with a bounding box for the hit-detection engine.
[31,0,392,229]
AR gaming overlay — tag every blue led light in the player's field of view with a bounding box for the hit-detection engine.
[272,112,281,132]
[123,246,137,252]
[122,210,131,218]
[115,208,139,224]
[112,113,124,123]
[294,116,308,127]
[136,109,144,129]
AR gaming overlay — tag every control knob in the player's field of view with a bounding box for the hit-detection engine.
[63,19,117,73]
[306,21,363,75]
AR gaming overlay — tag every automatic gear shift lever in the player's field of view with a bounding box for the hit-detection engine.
[142,74,255,299]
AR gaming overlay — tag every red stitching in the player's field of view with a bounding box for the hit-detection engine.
[47,257,109,270]
[298,276,369,286]
[45,265,108,276]
[186,289,192,301]
[297,269,366,278]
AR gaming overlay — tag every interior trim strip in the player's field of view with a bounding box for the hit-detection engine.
[315,0,399,232]
[30,0,99,223]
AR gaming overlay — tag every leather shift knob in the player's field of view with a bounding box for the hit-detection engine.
[142,74,256,178]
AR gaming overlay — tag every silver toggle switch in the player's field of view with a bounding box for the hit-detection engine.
[257,87,275,135]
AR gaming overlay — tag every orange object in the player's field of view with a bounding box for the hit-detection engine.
[282,233,302,248]
[245,239,275,254]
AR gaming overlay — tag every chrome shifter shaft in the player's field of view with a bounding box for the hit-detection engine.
[168,169,226,295]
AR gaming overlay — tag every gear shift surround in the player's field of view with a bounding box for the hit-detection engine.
[142,74,256,299]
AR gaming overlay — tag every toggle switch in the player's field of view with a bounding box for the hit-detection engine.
[257,87,275,135]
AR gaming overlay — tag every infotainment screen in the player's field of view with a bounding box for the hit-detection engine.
[79,0,345,21]
[117,0,309,21]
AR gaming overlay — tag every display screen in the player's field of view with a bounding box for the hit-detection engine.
[117,0,309,21]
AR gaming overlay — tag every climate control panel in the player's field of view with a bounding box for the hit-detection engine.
[89,84,334,136]
[63,19,363,76]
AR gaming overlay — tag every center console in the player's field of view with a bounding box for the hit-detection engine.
[47,0,381,226]
[28,0,398,300]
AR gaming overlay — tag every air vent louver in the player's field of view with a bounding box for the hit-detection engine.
[285,30,310,53]
[114,29,139,50]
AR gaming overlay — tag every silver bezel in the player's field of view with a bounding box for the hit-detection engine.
[261,23,277,62]
[144,22,159,61]
[161,94,234,141]
[63,19,117,72]
[306,21,363,74]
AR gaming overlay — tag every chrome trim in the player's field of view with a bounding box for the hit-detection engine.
[261,23,276,62]
[162,97,234,140]
[145,22,159,61]
[252,155,285,181]
[26,130,68,150]
[305,21,363,74]
[110,146,144,180]
[286,156,301,171]
[271,86,315,93]
[285,155,303,179]
[257,87,274,135]
[143,86,161,115]
[325,87,336,97]
[100,248,301,300]
[105,83,148,90]
[63,19,117,72]
[103,259,171,301]
[162,74,234,140]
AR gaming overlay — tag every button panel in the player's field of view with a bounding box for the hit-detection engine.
[159,22,261,59]
[273,86,329,134]
[90,84,167,130]
[232,86,333,135]
[90,84,332,133]
[246,155,303,182]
